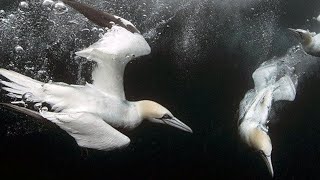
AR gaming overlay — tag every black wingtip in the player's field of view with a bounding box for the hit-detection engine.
[0,103,43,120]
[62,0,140,33]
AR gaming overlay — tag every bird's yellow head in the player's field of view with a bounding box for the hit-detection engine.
[136,100,192,133]
[250,127,274,177]
[288,28,314,45]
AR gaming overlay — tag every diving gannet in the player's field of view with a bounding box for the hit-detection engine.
[288,28,320,57]
[238,62,297,177]
[0,0,192,151]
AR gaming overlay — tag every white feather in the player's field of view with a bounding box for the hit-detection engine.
[40,111,130,151]
[0,68,44,100]
[75,26,151,99]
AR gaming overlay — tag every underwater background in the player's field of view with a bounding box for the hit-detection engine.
[1,0,320,179]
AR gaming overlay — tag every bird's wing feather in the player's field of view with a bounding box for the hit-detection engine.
[0,68,44,100]
[76,26,151,99]
[0,103,59,128]
[62,0,140,33]
[40,111,130,151]
[252,63,278,91]
[238,89,256,123]
[272,75,296,102]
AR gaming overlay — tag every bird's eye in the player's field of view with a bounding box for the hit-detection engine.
[161,114,171,119]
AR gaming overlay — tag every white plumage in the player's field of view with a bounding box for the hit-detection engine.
[238,61,297,177]
[289,28,320,57]
[0,1,192,151]
[76,26,151,99]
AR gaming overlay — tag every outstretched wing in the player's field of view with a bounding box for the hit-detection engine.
[65,0,151,99]
[40,111,130,151]
[76,27,151,99]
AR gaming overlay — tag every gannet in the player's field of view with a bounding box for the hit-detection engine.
[288,28,320,57]
[238,63,297,177]
[0,0,192,151]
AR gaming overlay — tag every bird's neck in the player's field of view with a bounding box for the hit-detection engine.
[302,35,313,46]
[134,100,159,120]
[239,121,258,143]
[108,101,143,130]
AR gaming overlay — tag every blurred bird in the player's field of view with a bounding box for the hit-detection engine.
[238,63,297,177]
[288,28,320,57]
[0,0,192,151]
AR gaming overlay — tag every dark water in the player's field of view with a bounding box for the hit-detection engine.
[1,0,320,179]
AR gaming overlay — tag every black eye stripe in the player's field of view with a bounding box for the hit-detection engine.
[299,32,303,38]
[161,114,171,119]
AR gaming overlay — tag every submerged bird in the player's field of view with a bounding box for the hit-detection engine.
[238,62,297,177]
[288,28,320,57]
[0,0,192,151]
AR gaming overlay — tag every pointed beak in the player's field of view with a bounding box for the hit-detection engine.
[288,28,296,32]
[260,152,274,177]
[163,117,193,133]
[288,28,299,36]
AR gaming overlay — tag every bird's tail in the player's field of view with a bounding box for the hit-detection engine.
[0,69,44,102]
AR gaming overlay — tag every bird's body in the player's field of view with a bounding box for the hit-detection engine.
[42,81,142,130]
[238,86,273,139]
[289,28,320,57]
[0,0,192,151]
[238,62,297,177]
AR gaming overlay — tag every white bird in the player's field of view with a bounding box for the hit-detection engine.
[288,28,320,57]
[0,0,192,151]
[238,62,297,177]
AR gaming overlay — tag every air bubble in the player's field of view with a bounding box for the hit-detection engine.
[42,0,54,9]
[42,0,54,6]
[2,18,9,23]
[8,14,15,19]
[41,106,48,112]
[81,28,90,33]
[19,1,29,10]
[317,15,320,23]
[22,92,34,103]
[34,103,42,111]
[0,10,5,16]
[98,28,104,33]
[91,27,98,32]
[14,45,24,53]
[53,2,68,15]
[68,20,79,25]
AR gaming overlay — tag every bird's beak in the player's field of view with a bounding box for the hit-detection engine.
[259,151,274,177]
[163,117,193,133]
[288,28,299,36]
[288,28,297,33]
